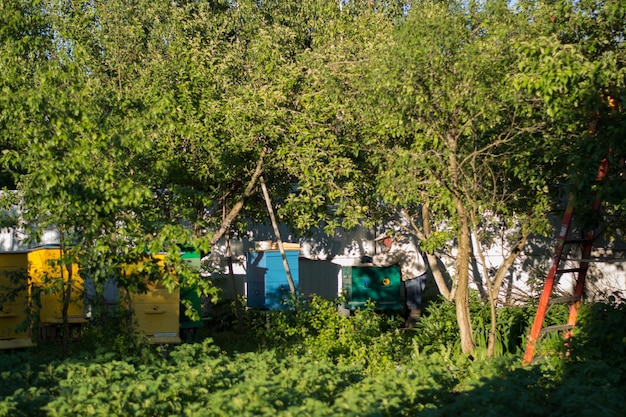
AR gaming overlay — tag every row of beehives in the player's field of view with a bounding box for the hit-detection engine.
[0,246,202,350]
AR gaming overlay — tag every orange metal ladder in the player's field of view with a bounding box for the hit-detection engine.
[522,158,608,365]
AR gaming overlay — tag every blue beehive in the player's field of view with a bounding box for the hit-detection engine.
[246,250,299,309]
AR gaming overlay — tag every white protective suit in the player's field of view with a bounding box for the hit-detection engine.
[372,235,427,281]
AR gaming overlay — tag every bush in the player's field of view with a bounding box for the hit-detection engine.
[244,296,408,372]
[79,304,148,357]
[411,292,537,357]
[568,297,626,371]
[2,297,626,416]
[409,296,460,352]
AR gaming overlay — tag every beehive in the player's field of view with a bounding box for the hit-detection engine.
[0,252,35,349]
[341,265,403,311]
[179,249,203,341]
[246,249,300,309]
[28,246,86,324]
[129,254,181,344]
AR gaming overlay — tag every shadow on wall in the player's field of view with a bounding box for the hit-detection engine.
[518,215,626,302]
[299,259,341,300]
[203,224,375,305]
[204,216,626,311]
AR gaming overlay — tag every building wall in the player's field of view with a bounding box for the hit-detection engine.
[205,221,626,306]
[1,217,623,308]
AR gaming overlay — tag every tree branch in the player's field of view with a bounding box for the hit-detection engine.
[209,148,266,246]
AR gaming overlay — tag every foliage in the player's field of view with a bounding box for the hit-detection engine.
[408,296,461,352]
[513,0,626,230]
[568,298,626,370]
[346,0,561,355]
[239,293,560,368]
[246,296,408,372]
[0,0,51,189]
[1,0,625,365]
[79,304,147,358]
[1,298,625,416]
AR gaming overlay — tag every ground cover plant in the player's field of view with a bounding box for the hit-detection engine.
[1,295,624,417]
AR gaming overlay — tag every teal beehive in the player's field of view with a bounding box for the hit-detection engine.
[179,249,203,342]
[341,265,403,311]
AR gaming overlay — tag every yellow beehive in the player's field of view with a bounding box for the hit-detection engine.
[0,252,36,349]
[28,246,86,324]
[128,253,181,344]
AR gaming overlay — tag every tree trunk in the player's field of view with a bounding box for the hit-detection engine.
[62,265,72,358]
[447,132,474,356]
[425,253,452,300]
[420,205,452,300]
[225,231,244,333]
[58,242,71,358]
[488,230,529,355]
[259,175,297,296]
[120,284,134,334]
[470,210,530,356]
[469,213,497,356]
[454,216,474,356]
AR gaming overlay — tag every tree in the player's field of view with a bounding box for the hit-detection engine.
[0,0,52,189]
[354,0,625,356]
[272,0,396,234]
[1,0,385,333]
[351,0,557,355]
[513,0,626,226]
[0,0,205,351]
[4,0,621,358]
[143,0,387,241]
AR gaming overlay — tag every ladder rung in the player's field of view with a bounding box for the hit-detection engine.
[564,239,592,245]
[566,258,626,263]
[556,268,585,274]
[549,296,581,305]
[540,324,575,335]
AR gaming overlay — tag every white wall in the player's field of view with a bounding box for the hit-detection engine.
[0,227,59,252]
[2,213,622,304]
[204,220,626,305]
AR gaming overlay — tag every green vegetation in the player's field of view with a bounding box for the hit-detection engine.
[0,1,625,412]
[1,295,624,416]
[1,0,624,357]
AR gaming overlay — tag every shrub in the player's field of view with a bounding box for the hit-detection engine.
[567,296,626,374]
[79,304,148,357]
[2,299,626,416]
[244,296,408,371]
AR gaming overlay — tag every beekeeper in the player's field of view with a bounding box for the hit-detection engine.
[366,231,428,328]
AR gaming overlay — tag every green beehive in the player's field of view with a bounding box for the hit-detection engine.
[179,249,202,342]
[341,265,403,311]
